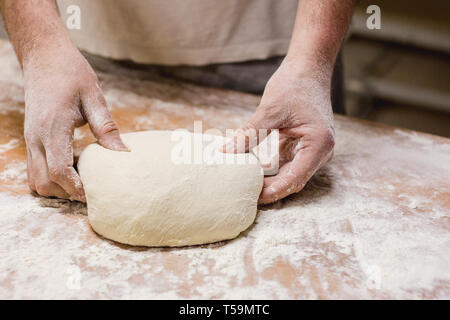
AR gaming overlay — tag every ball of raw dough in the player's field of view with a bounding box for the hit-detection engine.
[78,130,263,247]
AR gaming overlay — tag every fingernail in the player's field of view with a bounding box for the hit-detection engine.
[112,140,129,152]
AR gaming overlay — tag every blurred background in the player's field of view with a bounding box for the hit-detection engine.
[1,0,449,137]
[345,0,450,137]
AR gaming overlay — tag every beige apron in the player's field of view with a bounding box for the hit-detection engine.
[57,0,298,66]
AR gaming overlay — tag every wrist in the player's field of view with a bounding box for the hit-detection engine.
[22,33,78,73]
[1,0,74,67]
[280,55,333,87]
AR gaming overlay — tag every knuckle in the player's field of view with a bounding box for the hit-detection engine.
[261,104,280,119]
[100,120,119,135]
[48,165,65,182]
[320,127,335,151]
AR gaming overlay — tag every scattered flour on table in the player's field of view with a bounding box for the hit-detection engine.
[0,139,21,154]
[0,38,448,299]
[0,162,26,182]
[0,166,449,299]
[0,111,449,300]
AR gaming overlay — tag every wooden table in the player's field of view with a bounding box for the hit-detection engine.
[0,40,449,299]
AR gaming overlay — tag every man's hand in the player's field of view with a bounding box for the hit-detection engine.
[1,0,127,201]
[223,0,356,204]
[23,42,127,202]
[224,60,335,204]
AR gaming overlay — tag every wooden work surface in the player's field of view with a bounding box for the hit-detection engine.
[0,39,449,299]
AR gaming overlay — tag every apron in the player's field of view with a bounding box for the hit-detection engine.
[57,0,298,66]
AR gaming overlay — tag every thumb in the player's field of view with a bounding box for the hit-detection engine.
[222,107,280,154]
[81,85,128,151]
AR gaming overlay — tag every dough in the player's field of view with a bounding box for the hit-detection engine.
[78,130,263,247]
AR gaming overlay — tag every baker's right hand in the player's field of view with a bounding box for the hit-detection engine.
[23,41,128,202]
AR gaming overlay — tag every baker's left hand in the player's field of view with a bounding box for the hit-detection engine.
[223,59,335,204]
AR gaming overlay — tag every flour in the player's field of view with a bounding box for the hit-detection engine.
[1,100,449,300]
[0,139,21,154]
[0,162,26,181]
[0,156,449,299]
[0,38,448,299]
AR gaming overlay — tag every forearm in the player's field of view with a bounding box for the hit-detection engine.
[0,0,73,67]
[286,0,357,78]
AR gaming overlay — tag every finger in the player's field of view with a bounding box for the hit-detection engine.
[26,148,36,192]
[277,135,298,167]
[50,166,86,203]
[222,103,284,154]
[259,163,301,205]
[260,126,335,204]
[258,144,324,205]
[43,127,86,202]
[30,146,70,200]
[222,126,263,154]
[81,84,128,152]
